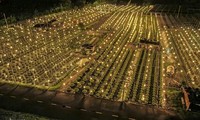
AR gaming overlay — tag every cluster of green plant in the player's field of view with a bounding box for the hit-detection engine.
[163,14,200,88]
[0,4,117,88]
[66,5,164,106]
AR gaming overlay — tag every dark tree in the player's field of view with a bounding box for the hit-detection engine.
[86,0,96,4]
[70,0,84,8]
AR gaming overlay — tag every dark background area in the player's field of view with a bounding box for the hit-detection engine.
[0,0,199,25]
[0,0,69,19]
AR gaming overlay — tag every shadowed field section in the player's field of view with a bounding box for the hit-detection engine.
[0,84,179,120]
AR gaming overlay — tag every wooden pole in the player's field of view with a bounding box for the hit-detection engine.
[127,0,131,6]
[177,5,181,18]
[3,13,8,28]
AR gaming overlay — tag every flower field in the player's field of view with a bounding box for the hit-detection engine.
[0,4,199,107]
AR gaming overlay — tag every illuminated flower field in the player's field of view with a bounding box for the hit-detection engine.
[0,4,199,107]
